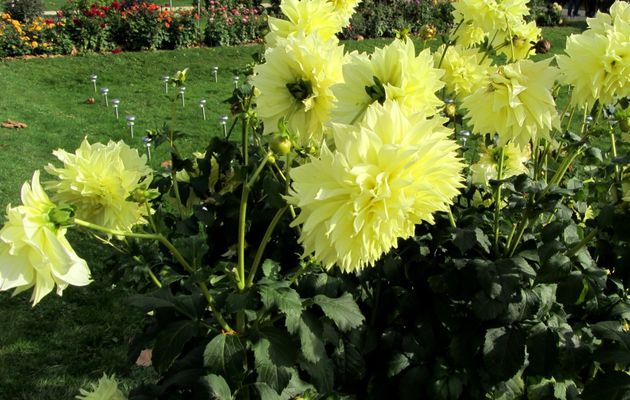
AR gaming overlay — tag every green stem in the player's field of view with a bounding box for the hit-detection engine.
[446,208,456,228]
[507,218,529,257]
[147,268,163,288]
[246,205,289,288]
[237,153,273,291]
[73,218,233,331]
[610,128,621,183]
[566,228,598,258]
[493,146,506,256]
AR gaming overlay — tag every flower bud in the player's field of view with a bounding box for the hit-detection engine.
[534,39,552,54]
[444,103,457,118]
[269,135,292,155]
[419,24,437,41]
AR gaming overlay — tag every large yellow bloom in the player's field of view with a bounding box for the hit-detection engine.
[265,0,343,47]
[462,59,559,148]
[451,0,530,47]
[76,374,126,400]
[470,142,530,187]
[495,20,541,61]
[434,44,491,99]
[45,138,153,232]
[252,32,344,147]
[0,171,91,306]
[328,0,361,26]
[286,101,464,272]
[332,38,444,125]
[557,2,630,107]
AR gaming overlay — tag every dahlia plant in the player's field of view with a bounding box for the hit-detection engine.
[1,0,630,398]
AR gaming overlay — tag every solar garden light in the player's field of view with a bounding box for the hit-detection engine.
[459,130,471,147]
[162,75,170,94]
[219,115,229,137]
[111,99,120,119]
[143,136,152,161]
[179,86,186,108]
[212,66,218,83]
[100,87,109,107]
[126,115,136,138]
[232,75,239,89]
[90,74,97,93]
[199,99,207,120]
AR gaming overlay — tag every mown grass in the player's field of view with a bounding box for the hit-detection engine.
[0,25,584,398]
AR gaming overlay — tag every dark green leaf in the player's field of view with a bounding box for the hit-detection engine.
[582,371,630,400]
[313,293,365,332]
[203,333,245,382]
[387,353,410,378]
[202,374,232,400]
[253,382,281,400]
[300,356,334,393]
[483,327,526,381]
[262,259,281,279]
[298,312,326,363]
[253,328,296,392]
[153,320,198,374]
[259,284,303,334]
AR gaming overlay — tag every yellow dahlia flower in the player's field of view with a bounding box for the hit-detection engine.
[76,374,126,400]
[45,138,153,232]
[265,0,343,47]
[470,142,531,187]
[462,58,559,148]
[0,171,91,306]
[252,32,344,147]
[328,0,361,26]
[452,0,530,47]
[434,44,491,99]
[286,101,464,272]
[557,2,630,107]
[495,20,541,61]
[332,38,444,125]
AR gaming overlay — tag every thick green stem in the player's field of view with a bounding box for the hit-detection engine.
[246,205,288,288]
[507,218,529,257]
[446,208,456,228]
[566,228,598,258]
[237,153,273,291]
[73,218,233,332]
[493,146,506,256]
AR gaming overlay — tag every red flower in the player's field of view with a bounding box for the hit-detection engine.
[56,10,63,17]
[44,18,55,25]
[111,1,121,10]
[111,48,122,54]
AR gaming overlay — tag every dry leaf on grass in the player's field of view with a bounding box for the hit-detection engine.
[135,348,153,367]
[1,120,28,129]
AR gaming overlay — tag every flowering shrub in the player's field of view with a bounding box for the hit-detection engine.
[203,0,266,46]
[3,0,630,398]
[0,12,73,56]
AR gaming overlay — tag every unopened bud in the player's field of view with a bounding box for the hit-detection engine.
[444,103,457,118]
[419,24,437,41]
[534,39,552,54]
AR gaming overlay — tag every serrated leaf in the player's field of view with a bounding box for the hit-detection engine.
[262,259,281,279]
[582,371,630,400]
[254,382,282,400]
[313,293,365,332]
[153,320,198,374]
[203,333,245,382]
[387,353,410,378]
[259,285,303,334]
[483,327,526,381]
[253,328,296,392]
[298,312,326,363]
[202,374,232,400]
[301,355,334,393]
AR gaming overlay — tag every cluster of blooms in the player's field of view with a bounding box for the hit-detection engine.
[207,0,261,25]
[0,139,152,305]
[253,0,464,272]
[0,13,64,55]
[557,1,630,107]
[76,373,126,400]
[452,0,541,61]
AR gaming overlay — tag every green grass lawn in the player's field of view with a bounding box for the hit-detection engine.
[0,25,584,398]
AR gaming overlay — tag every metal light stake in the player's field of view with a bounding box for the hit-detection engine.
[100,87,109,107]
[126,115,136,138]
[199,99,207,120]
[179,86,186,108]
[111,98,120,119]
[212,66,218,83]
[143,136,152,161]
[220,115,229,137]
[162,75,169,94]
[90,74,97,93]
[459,130,470,147]
[232,75,239,89]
